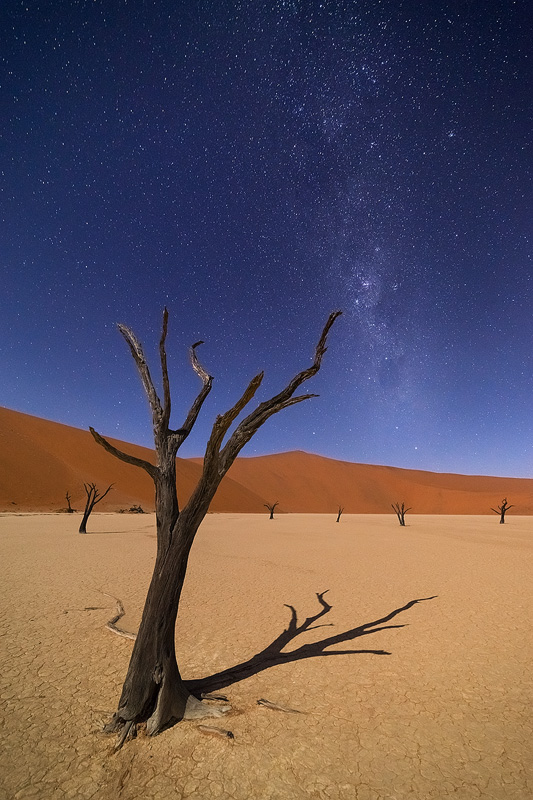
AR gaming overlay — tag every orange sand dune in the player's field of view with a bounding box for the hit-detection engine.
[222,451,533,514]
[1,406,532,514]
[0,407,264,513]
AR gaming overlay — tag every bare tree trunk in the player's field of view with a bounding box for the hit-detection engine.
[91,308,341,743]
[264,501,279,520]
[79,482,113,533]
[392,502,411,526]
[336,506,344,522]
[491,498,513,524]
[106,512,222,735]
[105,476,231,735]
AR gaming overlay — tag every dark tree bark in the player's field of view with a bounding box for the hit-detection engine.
[336,506,344,523]
[90,308,341,745]
[65,491,74,513]
[392,502,411,527]
[491,497,514,524]
[264,501,279,520]
[78,482,113,533]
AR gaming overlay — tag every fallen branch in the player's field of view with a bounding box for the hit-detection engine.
[104,596,137,641]
[257,697,302,714]
[197,725,234,740]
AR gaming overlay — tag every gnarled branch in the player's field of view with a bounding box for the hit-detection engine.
[118,323,163,432]
[204,372,265,467]
[89,427,158,479]
[169,340,214,450]
[84,481,114,506]
[219,311,342,471]
[159,308,171,430]
[181,312,342,525]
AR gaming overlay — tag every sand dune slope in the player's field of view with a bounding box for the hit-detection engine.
[0,407,264,512]
[223,451,533,514]
[1,406,533,514]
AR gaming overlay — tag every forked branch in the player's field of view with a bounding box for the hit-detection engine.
[79,482,114,533]
[392,501,411,527]
[219,311,342,471]
[491,497,514,524]
[203,373,265,466]
[173,311,341,530]
[84,481,113,507]
[264,501,279,519]
[170,340,213,448]
[181,311,342,524]
[96,310,214,467]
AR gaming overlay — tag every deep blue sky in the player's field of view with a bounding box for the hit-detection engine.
[1,1,531,477]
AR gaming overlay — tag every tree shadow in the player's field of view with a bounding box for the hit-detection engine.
[80,526,154,535]
[187,592,437,695]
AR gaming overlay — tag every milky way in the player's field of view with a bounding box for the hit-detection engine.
[1,1,531,476]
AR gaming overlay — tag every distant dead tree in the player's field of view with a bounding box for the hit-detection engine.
[78,482,113,533]
[336,506,344,522]
[65,491,74,513]
[89,308,341,747]
[264,501,279,519]
[491,497,514,524]
[392,502,411,527]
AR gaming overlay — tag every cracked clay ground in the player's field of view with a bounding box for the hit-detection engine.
[1,513,531,800]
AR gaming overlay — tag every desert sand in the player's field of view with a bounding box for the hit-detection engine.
[2,406,533,514]
[1,512,531,799]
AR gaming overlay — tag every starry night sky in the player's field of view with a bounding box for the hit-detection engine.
[1,1,532,477]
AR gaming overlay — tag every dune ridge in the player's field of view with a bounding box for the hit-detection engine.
[1,406,532,514]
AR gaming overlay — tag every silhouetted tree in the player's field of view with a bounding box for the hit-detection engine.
[491,497,514,524]
[264,501,279,519]
[65,491,74,513]
[79,482,113,533]
[89,308,341,746]
[392,502,411,526]
[336,506,344,522]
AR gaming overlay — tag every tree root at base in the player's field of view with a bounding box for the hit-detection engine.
[114,720,136,751]
[105,696,232,751]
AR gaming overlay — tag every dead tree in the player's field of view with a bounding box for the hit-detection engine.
[392,502,411,527]
[79,482,113,533]
[264,501,279,520]
[336,506,344,523]
[65,491,74,513]
[491,497,514,524]
[89,308,341,744]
